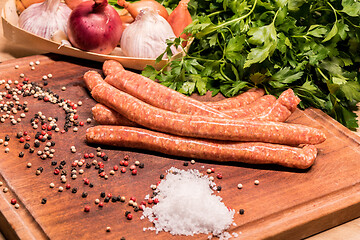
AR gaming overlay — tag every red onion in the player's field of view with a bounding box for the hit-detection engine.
[67,0,123,54]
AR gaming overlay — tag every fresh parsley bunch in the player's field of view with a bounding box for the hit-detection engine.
[143,0,360,130]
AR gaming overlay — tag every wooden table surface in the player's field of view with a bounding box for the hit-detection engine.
[1,1,360,239]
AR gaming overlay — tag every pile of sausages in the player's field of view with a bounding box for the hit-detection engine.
[84,60,326,169]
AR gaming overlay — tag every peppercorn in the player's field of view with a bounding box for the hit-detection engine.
[131,169,137,175]
[51,161,57,166]
[100,192,106,198]
[160,174,164,179]
[84,206,90,212]
[72,188,77,193]
[125,211,131,217]
[82,192,88,198]
[111,197,117,202]
[98,202,104,207]
[89,183,94,188]
[5,135,10,141]
[29,148,34,153]
[239,209,245,215]
[217,186,222,191]
[139,163,145,168]
[183,162,189,166]
[24,143,30,149]
[41,198,47,204]
[126,213,133,220]
[19,152,24,157]
[10,199,17,205]
[104,197,110,203]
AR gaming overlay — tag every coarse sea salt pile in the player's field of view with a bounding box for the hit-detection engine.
[141,167,235,238]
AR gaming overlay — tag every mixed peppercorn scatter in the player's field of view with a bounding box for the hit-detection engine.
[0,60,258,238]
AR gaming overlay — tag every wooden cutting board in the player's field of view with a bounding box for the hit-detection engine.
[0,54,360,240]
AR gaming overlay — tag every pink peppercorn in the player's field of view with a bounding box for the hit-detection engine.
[140,201,146,206]
[25,136,31,141]
[131,169,137,175]
[79,121,84,126]
[98,202,104,207]
[217,173,223,179]
[89,153,94,158]
[54,169,60,175]
[123,161,129,167]
[210,168,215,173]
[126,214,133,220]
[41,125,47,130]
[148,199,153,204]
[10,199,17,205]
[66,184,71,189]
[107,193,112,198]
[119,160,124,166]
[19,137,25,143]
[129,165,136,170]
[83,178,90,185]
[47,125,52,131]
[154,198,159,204]
[73,115,78,120]
[41,130,46,135]
[121,167,126,173]
[84,153,89,159]
[113,166,118,171]
[44,97,49,102]
[84,206,90,212]
[99,172,106,177]
[72,162,77,167]
[130,196,136,202]
[100,152,106,157]
[23,131,28,136]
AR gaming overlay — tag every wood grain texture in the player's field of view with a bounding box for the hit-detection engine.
[0,54,360,240]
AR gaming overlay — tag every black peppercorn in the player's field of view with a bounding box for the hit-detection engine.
[85,163,91,168]
[24,143,30,149]
[34,141,40,148]
[104,197,110,203]
[29,148,34,153]
[183,162,189,166]
[19,152,24,158]
[51,161,57,166]
[100,192,105,198]
[139,163,145,168]
[60,161,66,166]
[217,186,222,191]
[239,209,245,215]
[160,174,165,179]
[41,198,47,204]
[111,197,117,202]
[72,188,77,193]
[82,192,88,198]
[89,183,94,188]
[5,135,10,141]
[125,211,131,217]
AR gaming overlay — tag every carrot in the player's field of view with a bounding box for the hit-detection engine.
[117,0,169,20]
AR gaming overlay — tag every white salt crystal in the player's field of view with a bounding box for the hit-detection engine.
[142,167,234,237]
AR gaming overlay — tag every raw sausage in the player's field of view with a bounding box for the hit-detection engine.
[102,60,124,77]
[104,68,231,118]
[83,70,104,91]
[90,82,326,145]
[86,126,318,169]
[102,60,264,112]
[245,88,301,122]
[92,103,139,127]
[205,88,265,110]
[223,95,277,118]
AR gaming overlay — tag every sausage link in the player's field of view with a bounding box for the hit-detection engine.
[246,89,300,122]
[205,88,265,110]
[83,71,104,92]
[86,126,318,169]
[223,95,276,118]
[103,60,124,77]
[91,82,326,145]
[104,69,231,118]
[92,103,139,127]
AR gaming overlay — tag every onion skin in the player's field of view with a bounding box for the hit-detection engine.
[67,0,123,54]
[117,0,168,20]
[167,0,192,47]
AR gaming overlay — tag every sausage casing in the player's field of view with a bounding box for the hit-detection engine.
[86,126,318,169]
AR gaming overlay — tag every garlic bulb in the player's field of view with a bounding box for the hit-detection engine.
[120,8,179,59]
[19,0,72,40]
